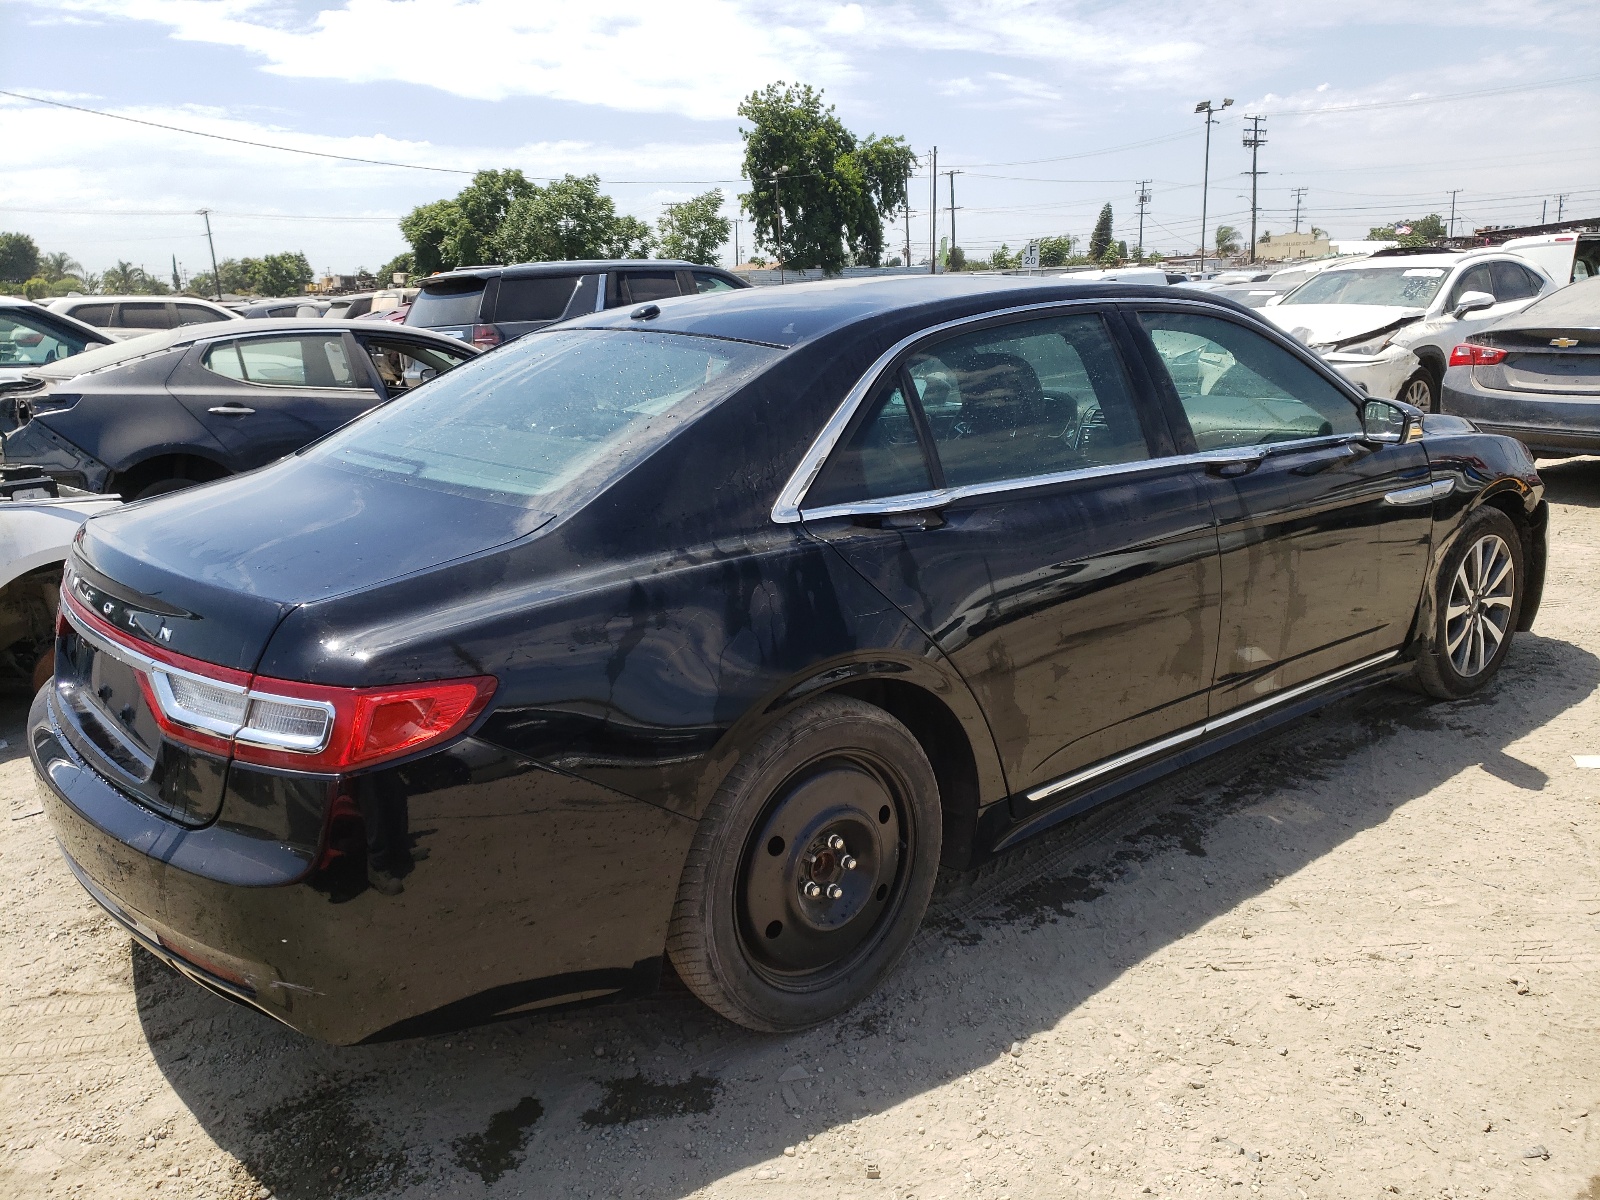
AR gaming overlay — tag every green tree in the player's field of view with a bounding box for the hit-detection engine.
[244,251,313,297]
[946,246,967,272]
[0,232,40,284]
[657,189,731,264]
[738,81,916,274]
[1089,204,1114,260]
[378,251,414,286]
[1214,225,1241,257]
[1038,234,1077,267]
[398,169,538,275]
[986,244,1020,270]
[495,174,653,262]
[101,261,169,294]
[1368,214,1446,247]
[41,251,82,282]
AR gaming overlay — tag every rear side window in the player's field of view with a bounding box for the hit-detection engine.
[620,272,682,304]
[693,272,738,294]
[118,302,172,330]
[174,303,226,327]
[409,282,487,327]
[806,383,933,507]
[67,303,115,327]
[203,335,362,388]
[496,275,586,323]
[1139,311,1359,450]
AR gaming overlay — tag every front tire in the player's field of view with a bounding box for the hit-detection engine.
[1412,506,1523,698]
[666,696,941,1032]
[1399,369,1436,413]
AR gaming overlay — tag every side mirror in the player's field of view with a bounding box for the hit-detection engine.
[1451,290,1496,319]
[1362,397,1424,445]
[1264,294,1285,307]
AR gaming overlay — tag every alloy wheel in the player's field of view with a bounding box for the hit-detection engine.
[1445,532,1515,678]
[737,755,907,980]
[1403,376,1433,412]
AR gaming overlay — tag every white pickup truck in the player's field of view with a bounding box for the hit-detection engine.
[0,468,120,688]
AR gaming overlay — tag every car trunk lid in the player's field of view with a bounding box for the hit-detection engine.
[1479,329,1600,396]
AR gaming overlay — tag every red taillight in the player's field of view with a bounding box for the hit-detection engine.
[470,323,502,350]
[1448,343,1507,367]
[61,589,496,774]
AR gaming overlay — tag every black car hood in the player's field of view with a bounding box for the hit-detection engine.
[75,455,551,673]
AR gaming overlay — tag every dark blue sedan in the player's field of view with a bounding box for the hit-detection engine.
[30,276,1545,1042]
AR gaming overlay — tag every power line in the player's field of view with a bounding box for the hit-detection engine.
[1260,71,1600,119]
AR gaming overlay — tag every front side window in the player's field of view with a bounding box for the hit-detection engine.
[0,310,97,366]
[1139,311,1359,450]
[1281,266,1447,308]
[1448,264,1495,308]
[306,329,779,505]
[361,338,469,395]
[694,272,738,294]
[118,302,172,330]
[203,335,360,388]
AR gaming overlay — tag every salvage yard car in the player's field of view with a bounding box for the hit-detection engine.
[406,259,750,349]
[1265,248,1556,410]
[0,319,474,498]
[0,296,111,380]
[46,295,241,339]
[1442,276,1600,455]
[30,276,1546,1044]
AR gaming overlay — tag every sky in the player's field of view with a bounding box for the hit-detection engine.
[1,0,1598,280]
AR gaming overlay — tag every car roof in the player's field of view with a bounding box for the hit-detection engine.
[420,260,722,287]
[49,295,234,306]
[564,274,1202,349]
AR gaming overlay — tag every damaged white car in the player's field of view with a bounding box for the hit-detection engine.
[0,468,120,689]
[1264,249,1556,409]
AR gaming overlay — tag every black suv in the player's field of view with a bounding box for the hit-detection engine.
[405,260,749,349]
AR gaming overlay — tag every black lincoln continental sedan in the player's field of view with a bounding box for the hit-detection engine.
[30,277,1545,1043]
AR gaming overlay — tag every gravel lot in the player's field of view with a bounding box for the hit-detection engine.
[5,458,1600,1200]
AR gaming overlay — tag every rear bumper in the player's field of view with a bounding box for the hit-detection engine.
[1441,378,1600,455]
[30,684,697,1044]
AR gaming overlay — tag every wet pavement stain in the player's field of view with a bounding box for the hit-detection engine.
[582,1072,719,1126]
[452,1095,544,1184]
[994,868,1105,928]
[244,1080,410,1199]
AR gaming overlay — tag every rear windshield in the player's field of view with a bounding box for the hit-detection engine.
[409,281,487,327]
[305,328,780,508]
[1281,266,1448,308]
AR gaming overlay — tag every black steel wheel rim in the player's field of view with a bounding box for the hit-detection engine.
[735,751,911,984]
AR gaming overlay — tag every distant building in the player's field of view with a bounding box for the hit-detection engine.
[1256,230,1332,261]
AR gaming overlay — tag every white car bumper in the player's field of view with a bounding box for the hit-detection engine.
[1317,345,1419,402]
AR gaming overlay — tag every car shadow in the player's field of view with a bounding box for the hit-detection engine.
[1535,455,1600,508]
[112,632,1597,1199]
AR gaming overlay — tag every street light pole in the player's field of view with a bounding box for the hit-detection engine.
[1194,98,1232,276]
[197,208,220,300]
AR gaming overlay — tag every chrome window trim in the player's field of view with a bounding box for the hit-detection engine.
[771,294,1372,525]
[794,434,1363,522]
[1025,649,1399,804]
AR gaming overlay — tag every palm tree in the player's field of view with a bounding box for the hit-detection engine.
[102,261,148,293]
[41,251,83,282]
[1214,225,1242,257]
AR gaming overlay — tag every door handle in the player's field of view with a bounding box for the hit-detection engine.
[1205,456,1262,478]
[207,405,256,416]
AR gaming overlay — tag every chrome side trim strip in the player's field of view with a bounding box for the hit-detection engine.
[1024,649,1400,804]
[1383,478,1453,506]
[795,436,1359,522]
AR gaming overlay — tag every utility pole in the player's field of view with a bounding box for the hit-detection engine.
[733,219,740,268]
[197,208,220,300]
[1557,193,1569,222]
[1542,200,1548,225]
[1447,188,1462,238]
[1194,98,1232,275]
[943,168,964,263]
[903,161,913,267]
[1289,187,1308,234]
[1135,180,1151,260]
[929,146,938,274]
[766,167,789,284]
[1242,115,1267,264]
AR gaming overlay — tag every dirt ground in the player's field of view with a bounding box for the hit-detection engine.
[6,460,1600,1200]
